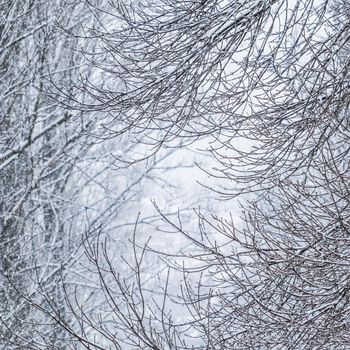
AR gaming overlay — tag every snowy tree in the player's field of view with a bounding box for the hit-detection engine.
[0,1,197,349]
[46,0,350,349]
[2,0,349,349]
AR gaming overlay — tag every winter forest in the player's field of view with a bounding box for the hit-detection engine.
[1,0,350,349]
